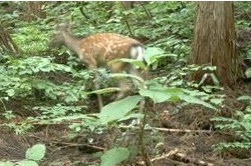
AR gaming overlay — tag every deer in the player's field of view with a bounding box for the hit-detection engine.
[49,24,145,110]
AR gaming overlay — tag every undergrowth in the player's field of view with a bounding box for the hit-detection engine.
[0,1,251,165]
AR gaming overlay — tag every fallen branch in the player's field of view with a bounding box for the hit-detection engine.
[150,148,179,162]
[28,134,105,152]
[119,125,213,134]
[172,152,214,166]
[154,127,212,133]
[138,149,214,166]
[54,141,105,151]
[10,119,213,134]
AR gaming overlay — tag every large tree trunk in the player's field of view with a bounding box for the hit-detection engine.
[192,2,241,87]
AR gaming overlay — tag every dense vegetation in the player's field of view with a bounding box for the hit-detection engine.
[1,2,251,166]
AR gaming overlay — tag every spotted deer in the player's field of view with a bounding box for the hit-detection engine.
[49,24,145,109]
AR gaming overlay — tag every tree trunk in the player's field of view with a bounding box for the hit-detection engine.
[120,1,135,9]
[23,2,46,21]
[0,24,19,55]
[192,2,241,87]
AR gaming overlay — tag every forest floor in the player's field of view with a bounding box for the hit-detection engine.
[1,82,251,166]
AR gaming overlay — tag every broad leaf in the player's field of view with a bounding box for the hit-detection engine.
[0,161,14,166]
[139,85,182,103]
[180,94,217,110]
[17,160,38,166]
[99,95,142,124]
[237,95,251,101]
[100,147,130,166]
[144,47,176,67]
[140,82,216,110]
[245,68,251,78]
[25,144,46,161]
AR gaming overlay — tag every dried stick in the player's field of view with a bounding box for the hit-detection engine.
[173,152,214,166]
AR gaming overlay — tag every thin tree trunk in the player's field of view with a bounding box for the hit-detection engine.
[0,24,19,55]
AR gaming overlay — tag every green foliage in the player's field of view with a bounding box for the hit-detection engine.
[0,161,14,166]
[9,56,72,74]
[12,25,49,54]
[99,95,142,124]
[0,1,241,165]
[139,81,217,110]
[31,104,86,121]
[144,47,178,69]
[26,144,46,161]
[0,144,46,166]
[245,67,251,78]
[0,56,87,102]
[212,96,251,151]
[3,120,34,135]
[100,147,130,166]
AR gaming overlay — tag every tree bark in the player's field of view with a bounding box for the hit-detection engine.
[23,2,46,21]
[0,24,19,55]
[192,2,241,87]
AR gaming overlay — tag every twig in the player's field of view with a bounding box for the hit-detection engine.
[54,141,105,151]
[151,148,178,162]
[138,149,214,166]
[119,125,213,134]
[173,152,214,166]
[20,120,213,135]
[0,98,7,112]
[13,119,213,134]
[137,148,179,165]
[28,134,105,152]
[138,98,152,166]
[154,127,212,133]
[79,6,97,24]
[139,2,152,18]
[123,15,134,37]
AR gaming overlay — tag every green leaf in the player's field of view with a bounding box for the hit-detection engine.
[100,147,130,166]
[139,82,216,110]
[139,85,182,103]
[17,160,38,166]
[0,161,14,166]
[118,113,144,122]
[180,94,217,110]
[144,47,174,66]
[210,98,223,105]
[99,95,142,124]
[6,89,15,97]
[25,144,46,161]
[245,68,251,78]
[237,95,251,102]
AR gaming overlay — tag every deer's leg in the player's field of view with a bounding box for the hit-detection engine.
[109,63,130,100]
[88,61,103,110]
[93,72,103,110]
[116,79,130,99]
[128,66,142,87]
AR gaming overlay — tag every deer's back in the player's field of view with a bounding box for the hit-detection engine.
[79,33,141,63]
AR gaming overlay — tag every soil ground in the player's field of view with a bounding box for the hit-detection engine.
[1,82,251,166]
